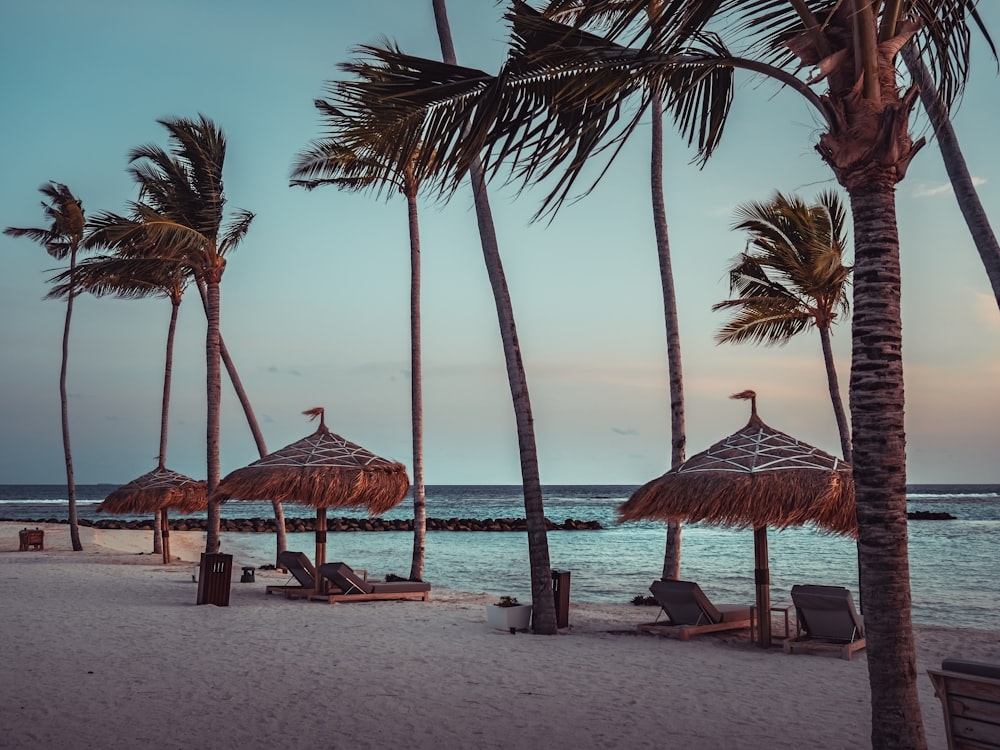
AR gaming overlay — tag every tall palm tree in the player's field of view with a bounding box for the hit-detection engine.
[5,182,87,551]
[50,253,289,560]
[901,42,1000,309]
[546,0,687,579]
[49,252,188,555]
[713,190,853,463]
[431,0,557,633]
[291,119,430,581]
[85,115,253,554]
[320,1,995,742]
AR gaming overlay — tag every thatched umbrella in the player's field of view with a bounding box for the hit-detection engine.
[97,466,208,564]
[618,391,855,648]
[212,407,410,590]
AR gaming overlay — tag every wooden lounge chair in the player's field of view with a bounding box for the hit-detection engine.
[783,584,866,660]
[266,551,320,597]
[637,579,752,641]
[311,562,431,604]
[928,659,1000,749]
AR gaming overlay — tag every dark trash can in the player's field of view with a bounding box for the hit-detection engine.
[197,553,233,606]
[552,569,571,628]
[240,566,256,583]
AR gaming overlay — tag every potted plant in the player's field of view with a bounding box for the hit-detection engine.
[486,595,532,634]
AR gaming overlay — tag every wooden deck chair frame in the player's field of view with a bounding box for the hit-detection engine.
[928,659,1000,749]
[637,579,752,641]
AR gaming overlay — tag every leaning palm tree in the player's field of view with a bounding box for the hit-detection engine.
[322,1,995,741]
[901,42,1000,309]
[291,116,430,582]
[429,0,557,634]
[85,115,253,554]
[5,182,87,551]
[713,190,853,463]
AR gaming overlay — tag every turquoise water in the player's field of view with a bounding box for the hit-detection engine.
[2,484,997,630]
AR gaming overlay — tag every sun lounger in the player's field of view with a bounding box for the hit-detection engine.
[637,579,752,641]
[928,659,1000,749]
[266,551,320,597]
[783,584,866,660]
[312,562,431,604]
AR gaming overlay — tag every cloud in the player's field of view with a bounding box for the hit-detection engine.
[612,426,639,436]
[914,176,987,198]
[265,365,302,376]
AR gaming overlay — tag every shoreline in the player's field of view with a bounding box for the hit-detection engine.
[2,522,997,748]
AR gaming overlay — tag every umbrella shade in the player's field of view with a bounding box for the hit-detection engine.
[212,408,410,584]
[618,392,855,648]
[97,466,208,516]
[97,466,208,565]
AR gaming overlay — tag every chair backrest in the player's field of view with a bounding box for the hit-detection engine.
[649,580,721,625]
[929,659,1000,750]
[277,550,315,588]
[791,584,864,643]
[319,562,374,595]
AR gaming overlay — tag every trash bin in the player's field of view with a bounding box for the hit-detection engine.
[196,553,233,606]
[552,569,570,628]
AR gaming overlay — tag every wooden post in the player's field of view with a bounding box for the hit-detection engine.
[754,526,771,648]
[314,508,327,593]
[160,508,171,565]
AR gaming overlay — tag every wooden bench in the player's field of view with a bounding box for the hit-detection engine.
[928,659,1000,749]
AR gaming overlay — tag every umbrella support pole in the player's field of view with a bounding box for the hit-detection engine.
[161,508,171,565]
[315,509,327,594]
[754,526,771,648]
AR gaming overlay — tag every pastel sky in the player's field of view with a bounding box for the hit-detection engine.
[2,1,998,486]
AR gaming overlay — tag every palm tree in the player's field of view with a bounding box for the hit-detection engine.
[321,2,995,741]
[49,252,188,555]
[85,115,254,554]
[290,117,430,581]
[546,0,687,579]
[713,190,853,463]
[50,253,289,560]
[431,0,557,633]
[901,42,1000,309]
[5,182,87,551]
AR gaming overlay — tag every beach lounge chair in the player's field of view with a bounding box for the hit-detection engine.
[637,579,752,641]
[783,584,866,660]
[266,551,320,597]
[312,562,431,604]
[928,659,1000,749]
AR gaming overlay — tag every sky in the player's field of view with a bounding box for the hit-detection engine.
[1,1,999,487]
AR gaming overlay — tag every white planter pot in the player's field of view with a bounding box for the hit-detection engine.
[487,603,532,633]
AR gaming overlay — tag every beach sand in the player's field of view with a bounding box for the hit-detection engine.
[1,522,996,749]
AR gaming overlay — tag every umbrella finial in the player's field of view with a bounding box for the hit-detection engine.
[303,406,327,431]
[731,389,758,420]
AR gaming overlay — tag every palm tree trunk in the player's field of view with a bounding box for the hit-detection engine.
[847,185,926,750]
[197,279,287,560]
[651,97,685,580]
[62,245,82,551]
[432,0,557,634]
[153,297,181,557]
[406,187,427,581]
[818,326,852,463]
[204,276,223,554]
[901,44,1000,309]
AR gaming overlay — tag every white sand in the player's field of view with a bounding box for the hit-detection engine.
[1,522,996,749]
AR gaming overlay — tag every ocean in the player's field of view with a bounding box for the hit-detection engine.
[2,483,997,630]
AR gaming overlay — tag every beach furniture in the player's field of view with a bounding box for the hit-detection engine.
[928,659,1000,749]
[311,562,431,604]
[637,579,752,641]
[783,584,866,660]
[266,551,320,597]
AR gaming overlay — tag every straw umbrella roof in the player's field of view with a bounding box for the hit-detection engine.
[212,407,410,514]
[617,391,856,536]
[97,466,208,515]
